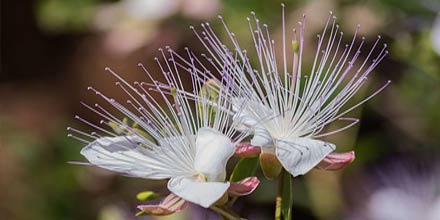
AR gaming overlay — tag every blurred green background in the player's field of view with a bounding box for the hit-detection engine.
[1,0,439,219]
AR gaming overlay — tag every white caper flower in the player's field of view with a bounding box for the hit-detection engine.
[180,5,390,177]
[68,48,251,208]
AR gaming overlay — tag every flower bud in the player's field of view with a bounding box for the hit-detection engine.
[136,191,159,201]
[235,142,261,158]
[316,151,355,171]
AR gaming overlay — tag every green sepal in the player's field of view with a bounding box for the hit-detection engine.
[281,170,293,220]
[259,153,282,180]
[197,79,220,123]
[229,157,259,182]
[132,127,156,144]
[108,120,126,135]
[108,117,157,146]
[108,117,129,135]
[136,191,159,201]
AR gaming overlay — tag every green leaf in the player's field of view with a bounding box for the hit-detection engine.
[229,157,259,182]
[136,191,159,201]
[281,170,293,220]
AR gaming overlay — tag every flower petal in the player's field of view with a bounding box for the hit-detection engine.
[316,151,355,171]
[81,136,180,179]
[228,177,260,196]
[231,98,259,131]
[168,176,230,208]
[251,125,273,147]
[194,127,235,181]
[276,138,335,177]
[232,98,272,132]
[137,193,188,216]
[232,98,274,147]
[235,142,261,158]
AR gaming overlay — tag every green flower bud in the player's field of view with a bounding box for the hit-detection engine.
[136,191,159,201]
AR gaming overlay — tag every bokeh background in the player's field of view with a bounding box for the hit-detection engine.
[1,0,440,219]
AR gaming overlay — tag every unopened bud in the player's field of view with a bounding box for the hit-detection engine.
[235,142,261,158]
[136,191,159,201]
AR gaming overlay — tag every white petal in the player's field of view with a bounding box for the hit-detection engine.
[232,98,274,147]
[232,98,258,131]
[157,135,196,167]
[168,176,230,208]
[367,188,425,220]
[276,138,335,177]
[194,127,234,181]
[81,136,187,179]
[250,125,273,147]
[428,197,440,220]
[231,98,272,131]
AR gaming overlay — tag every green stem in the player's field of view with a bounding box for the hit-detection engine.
[227,196,238,207]
[210,206,240,220]
[275,171,284,220]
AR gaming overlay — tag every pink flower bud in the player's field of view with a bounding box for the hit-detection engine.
[235,142,261,158]
[137,193,188,216]
[228,177,260,196]
[316,151,355,171]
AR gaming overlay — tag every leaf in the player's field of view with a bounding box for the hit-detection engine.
[229,157,259,182]
[136,191,159,201]
[281,170,293,220]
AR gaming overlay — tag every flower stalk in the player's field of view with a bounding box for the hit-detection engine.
[210,206,241,220]
[275,171,284,220]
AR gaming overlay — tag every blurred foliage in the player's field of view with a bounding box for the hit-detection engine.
[2,0,439,220]
[37,0,99,32]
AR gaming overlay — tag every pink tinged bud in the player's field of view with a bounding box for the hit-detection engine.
[228,177,260,196]
[137,193,188,216]
[316,151,356,171]
[235,142,261,158]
